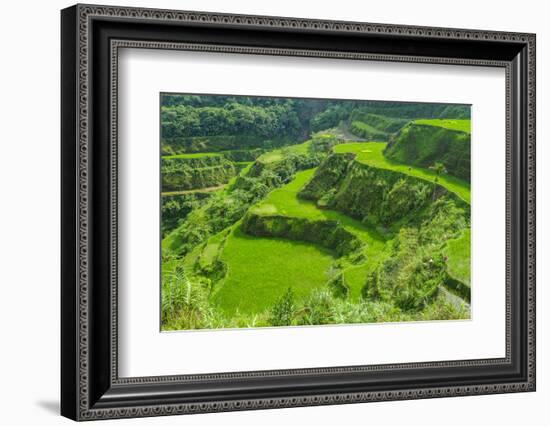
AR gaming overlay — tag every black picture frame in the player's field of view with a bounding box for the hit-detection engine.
[61,4,536,421]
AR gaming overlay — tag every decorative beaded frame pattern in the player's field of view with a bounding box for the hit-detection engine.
[71,4,535,420]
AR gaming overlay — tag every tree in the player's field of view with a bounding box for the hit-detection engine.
[429,162,447,183]
[429,162,447,201]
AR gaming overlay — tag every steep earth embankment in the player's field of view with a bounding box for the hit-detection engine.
[161,154,236,192]
[384,121,471,182]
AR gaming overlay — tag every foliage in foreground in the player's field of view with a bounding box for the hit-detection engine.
[159,95,472,331]
[162,147,323,258]
[161,268,469,331]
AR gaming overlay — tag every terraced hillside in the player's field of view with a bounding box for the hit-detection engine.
[164,147,470,326]
[160,94,471,331]
[334,142,470,203]
[414,118,471,133]
[348,112,409,141]
[385,119,471,182]
[161,153,236,192]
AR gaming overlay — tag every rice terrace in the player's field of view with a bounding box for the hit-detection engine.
[160,94,471,330]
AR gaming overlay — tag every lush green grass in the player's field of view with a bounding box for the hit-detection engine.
[256,140,312,164]
[252,170,384,242]
[313,127,364,142]
[341,262,377,298]
[225,162,254,191]
[384,122,470,181]
[349,121,388,138]
[162,152,221,159]
[283,140,311,155]
[257,151,284,164]
[444,229,471,287]
[413,119,471,134]
[199,237,223,267]
[349,112,409,133]
[333,142,471,203]
[212,226,335,314]
[250,169,387,298]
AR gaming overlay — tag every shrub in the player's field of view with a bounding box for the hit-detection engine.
[161,156,236,191]
[308,134,343,154]
[299,153,354,201]
[418,296,469,321]
[310,105,351,132]
[327,268,350,299]
[379,178,431,226]
[297,290,336,325]
[363,228,445,311]
[161,193,210,237]
[269,288,295,326]
[418,198,469,245]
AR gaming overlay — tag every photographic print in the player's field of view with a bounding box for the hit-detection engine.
[160,94,471,331]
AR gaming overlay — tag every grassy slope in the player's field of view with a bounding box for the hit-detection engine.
[413,119,471,134]
[203,168,388,312]
[161,161,254,196]
[225,162,254,190]
[256,140,311,164]
[350,121,388,137]
[333,142,471,203]
[444,229,471,287]
[212,226,335,314]
[202,138,472,309]
[251,169,387,298]
[164,136,471,317]
[252,170,385,244]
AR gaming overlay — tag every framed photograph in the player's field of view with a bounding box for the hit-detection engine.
[61,4,536,421]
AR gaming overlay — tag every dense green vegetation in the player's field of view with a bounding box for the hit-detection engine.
[414,118,471,133]
[350,112,409,133]
[349,121,389,140]
[161,192,213,237]
[347,111,409,141]
[161,155,237,192]
[160,94,471,330]
[384,120,471,182]
[444,229,471,288]
[333,142,470,203]
[247,168,387,299]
